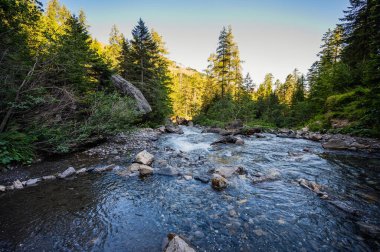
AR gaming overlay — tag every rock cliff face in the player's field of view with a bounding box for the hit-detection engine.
[111,74,152,114]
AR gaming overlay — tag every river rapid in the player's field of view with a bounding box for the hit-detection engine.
[0,126,379,251]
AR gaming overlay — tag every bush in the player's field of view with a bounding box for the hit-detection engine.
[0,131,36,165]
[87,92,138,134]
[27,92,138,154]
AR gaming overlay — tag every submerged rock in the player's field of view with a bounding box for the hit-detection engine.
[328,200,361,216]
[93,164,116,173]
[156,166,179,176]
[357,222,380,239]
[215,166,246,178]
[164,234,196,252]
[252,169,281,184]
[202,127,224,134]
[194,175,210,183]
[211,136,243,145]
[211,174,228,190]
[58,167,76,179]
[135,150,154,165]
[296,178,328,199]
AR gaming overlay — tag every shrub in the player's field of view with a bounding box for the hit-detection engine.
[0,131,36,165]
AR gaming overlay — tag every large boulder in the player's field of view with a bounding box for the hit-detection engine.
[110,74,152,114]
[165,125,184,134]
[164,234,196,252]
[135,150,154,165]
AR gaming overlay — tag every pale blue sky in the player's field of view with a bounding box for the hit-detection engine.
[42,0,350,83]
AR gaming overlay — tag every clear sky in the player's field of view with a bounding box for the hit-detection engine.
[42,0,350,83]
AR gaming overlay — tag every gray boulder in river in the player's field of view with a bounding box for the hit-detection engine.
[164,234,196,252]
[111,74,152,114]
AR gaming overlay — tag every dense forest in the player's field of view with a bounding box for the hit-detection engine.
[0,0,379,165]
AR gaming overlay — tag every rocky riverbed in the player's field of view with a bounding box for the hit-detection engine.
[0,126,380,251]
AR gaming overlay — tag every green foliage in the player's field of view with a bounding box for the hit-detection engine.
[0,131,36,165]
[87,92,137,134]
[28,92,138,153]
[0,1,140,164]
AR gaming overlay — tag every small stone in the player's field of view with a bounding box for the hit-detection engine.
[156,166,179,176]
[139,165,154,176]
[184,175,192,181]
[235,139,244,145]
[211,174,228,190]
[42,175,56,180]
[128,163,141,173]
[253,229,267,236]
[238,199,248,204]
[194,230,204,238]
[0,185,5,192]
[6,185,14,191]
[25,178,41,186]
[76,168,87,175]
[194,175,210,183]
[13,180,23,189]
[229,209,238,217]
[58,167,76,179]
[94,164,115,173]
[135,150,154,165]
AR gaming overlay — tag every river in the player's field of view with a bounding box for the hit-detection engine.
[0,126,379,251]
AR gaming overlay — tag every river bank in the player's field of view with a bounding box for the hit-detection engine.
[1,124,380,188]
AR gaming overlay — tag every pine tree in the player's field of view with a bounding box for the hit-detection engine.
[48,14,110,92]
[243,73,255,92]
[212,26,242,98]
[128,18,158,84]
[104,25,124,71]
[120,19,172,123]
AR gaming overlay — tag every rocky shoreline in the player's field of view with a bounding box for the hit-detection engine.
[1,123,379,193]
[200,124,380,153]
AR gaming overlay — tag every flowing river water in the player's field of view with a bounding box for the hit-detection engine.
[0,126,379,251]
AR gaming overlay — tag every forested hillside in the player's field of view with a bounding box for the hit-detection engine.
[0,0,379,165]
